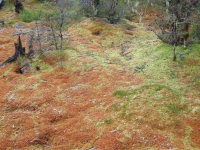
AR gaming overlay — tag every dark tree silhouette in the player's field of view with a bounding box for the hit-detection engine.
[14,0,24,13]
[0,0,4,9]
[152,0,200,61]
[0,35,34,67]
[109,0,119,23]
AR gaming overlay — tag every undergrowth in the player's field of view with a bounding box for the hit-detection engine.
[20,9,41,23]
[31,57,54,72]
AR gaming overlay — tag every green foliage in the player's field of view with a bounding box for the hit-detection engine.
[81,1,98,18]
[166,104,180,114]
[103,119,113,124]
[131,0,151,22]
[55,50,69,68]
[30,57,54,72]
[42,0,82,51]
[5,1,14,11]
[20,9,41,23]
[109,103,122,111]
[111,84,184,120]
[192,24,200,43]
[151,0,200,52]
[81,0,133,23]
[114,1,133,21]
[5,20,16,25]
[15,55,26,65]
[94,119,113,126]
[113,90,128,98]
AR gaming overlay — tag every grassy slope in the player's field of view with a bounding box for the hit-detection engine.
[66,18,200,150]
[0,3,200,149]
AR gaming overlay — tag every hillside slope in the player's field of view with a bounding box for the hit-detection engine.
[0,5,200,150]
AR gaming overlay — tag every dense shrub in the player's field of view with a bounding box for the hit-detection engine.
[192,25,200,43]
[80,0,133,23]
[96,0,127,23]
[20,9,41,23]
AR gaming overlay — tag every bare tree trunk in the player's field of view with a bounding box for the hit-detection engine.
[184,39,186,48]
[58,9,65,67]
[47,16,58,50]
[182,23,189,48]
[26,33,34,58]
[173,43,177,61]
[109,0,118,16]
[109,0,118,23]
[58,10,64,51]
[172,20,178,61]
[60,34,63,51]
[35,21,42,55]
[14,0,24,13]
[18,35,25,56]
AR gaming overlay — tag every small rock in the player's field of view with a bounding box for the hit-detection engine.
[167,143,171,148]
[111,130,117,133]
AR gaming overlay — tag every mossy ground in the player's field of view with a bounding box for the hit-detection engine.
[0,2,200,149]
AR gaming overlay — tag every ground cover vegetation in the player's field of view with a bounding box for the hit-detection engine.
[0,0,200,149]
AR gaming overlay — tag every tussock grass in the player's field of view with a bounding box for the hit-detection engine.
[20,9,41,23]
[30,57,54,72]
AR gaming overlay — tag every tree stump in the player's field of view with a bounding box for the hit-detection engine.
[0,35,26,67]
[14,0,24,13]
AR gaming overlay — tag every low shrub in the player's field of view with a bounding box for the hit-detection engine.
[191,24,200,43]
[20,9,41,23]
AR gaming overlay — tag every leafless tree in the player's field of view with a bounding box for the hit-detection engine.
[152,0,200,61]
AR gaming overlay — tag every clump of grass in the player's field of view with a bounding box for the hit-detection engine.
[53,50,69,65]
[5,20,17,26]
[109,103,123,111]
[103,119,113,124]
[113,84,181,102]
[20,9,41,23]
[94,121,103,126]
[154,84,166,91]
[113,90,128,98]
[111,84,185,122]
[166,104,180,114]
[182,126,193,148]
[5,1,14,11]
[30,57,54,72]
[94,119,113,126]
[121,104,127,118]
